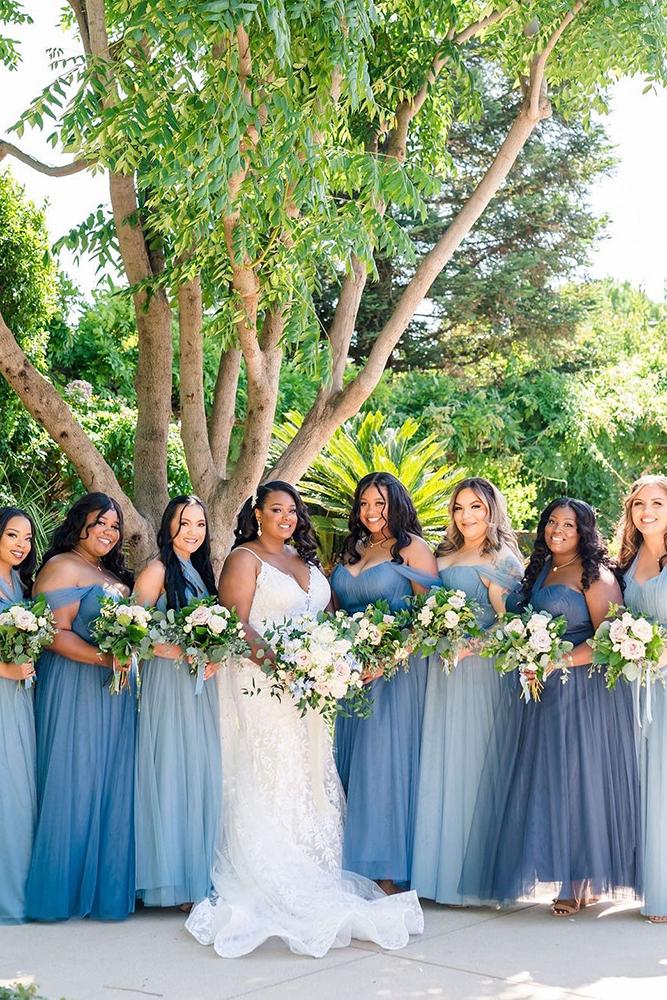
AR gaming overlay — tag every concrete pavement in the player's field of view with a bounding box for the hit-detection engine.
[2,895,666,1000]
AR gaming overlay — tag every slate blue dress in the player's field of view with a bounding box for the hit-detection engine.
[459,563,641,904]
[331,559,439,887]
[411,556,522,903]
[0,571,36,924]
[25,584,137,921]
[135,558,221,906]
[624,555,667,917]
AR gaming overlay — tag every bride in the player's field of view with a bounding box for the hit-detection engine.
[186,481,423,958]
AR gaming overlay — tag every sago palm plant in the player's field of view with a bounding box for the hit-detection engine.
[272,411,464,568]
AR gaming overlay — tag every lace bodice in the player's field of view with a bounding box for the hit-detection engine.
[240,550,331,632]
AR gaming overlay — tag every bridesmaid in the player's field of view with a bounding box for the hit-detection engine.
[134,495,221,910]
[460,498,641,914]
[331,472,439,893]
[411,478,523,904]
[618,474,667,923]
[0,507,37,924]
[25,493,137,921]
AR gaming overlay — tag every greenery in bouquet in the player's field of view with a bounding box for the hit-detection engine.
[408,588,483,672]
[90,595,154,694]
[0,593,56,689]
[482,606,573,702]
[258,611,370,722]
[588,604,666,692]
[158,596,249,692]
[345,600,413,680]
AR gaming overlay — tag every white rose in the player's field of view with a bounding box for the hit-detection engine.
[528,628,552,653]
[443,610,460,629]
[504,618,525,637]
[0,612,12,625]
[311,623,336,645]
[448,593,466,610]
[330,678,348,699]
[332,638,352,656]
[295,648,313,668]
[620,637,646,662]
[630,617,654,643]
[10,607,37,631]
[188,605,212,626]
[425,595,437,608]
[526,613,551,632]
[609,619,629,644]
[208,615,227,635]
[418,607,434,626]
[382,614,396,625]
[368,625,382,646]
[621,612,635,627]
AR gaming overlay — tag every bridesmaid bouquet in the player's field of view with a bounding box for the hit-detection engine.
[481,607,573,701]
[0,594,57,689]
[588,605,666,693]
[257,611,370,721]
[346,600,413,680]
[158,596,249,693]
[407,588,483,672]
[91,596,154,694]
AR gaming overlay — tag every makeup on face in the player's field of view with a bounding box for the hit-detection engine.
[0,515,33,568]
[171,503,207,558]
[258,491,299,540]
[359,485,389,536]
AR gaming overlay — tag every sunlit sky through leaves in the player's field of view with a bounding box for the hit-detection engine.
[2,14,666,301]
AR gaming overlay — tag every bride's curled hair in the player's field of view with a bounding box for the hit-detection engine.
[436,477,521,561]
[233,481,319,565]
[341,472,422,566]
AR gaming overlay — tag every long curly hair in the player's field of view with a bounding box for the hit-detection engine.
[617,475,667,572]
[436,477,521,560]
[233,481,319,565]
[40,492,133,589]
[341,471,422,566]
[0,506,37,594]
[157,496,216,610]
[521,498,612,600]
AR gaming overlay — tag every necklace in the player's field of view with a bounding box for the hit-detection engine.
[366,535,389,549]
[74,547,103,572]
[551,555,579,572]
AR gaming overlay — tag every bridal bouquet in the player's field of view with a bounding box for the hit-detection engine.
[481,607,573,701]
[407,588,483,672]
[588,605,666,692]
[91,596,155,694]
[158,596,249,693]
[346,600,413,680]
[0,594,57,689]
[258,612,370,721]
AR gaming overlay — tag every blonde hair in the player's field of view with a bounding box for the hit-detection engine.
[617,474,667,571]
[436,477,521,561]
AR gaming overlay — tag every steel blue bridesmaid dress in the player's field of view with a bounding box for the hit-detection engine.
[624,555,667,917]
[411,556,522,903]
[331,559,439,887]
[25,584,137,921]
[0,571,36,924]
[135,557,221,906]
[459,562,641,904]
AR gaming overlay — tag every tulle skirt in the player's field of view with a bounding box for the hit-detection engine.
[135,658,221,906]
[334,655,428,886]
[640,679,667,916]
[411,654,505,903]
[25,651,136,921]
[459,667,641,904]
[0,679,36,924]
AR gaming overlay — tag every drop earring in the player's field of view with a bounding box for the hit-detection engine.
[257,520,263,537]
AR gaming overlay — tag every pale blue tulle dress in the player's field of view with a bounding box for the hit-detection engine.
[0,571,36,924]
[25,584,137,921]
[411,557,523,903]
[459,563,641,904]
[624,556,667,917]
[331,559,439,887]
[135,558,221,906]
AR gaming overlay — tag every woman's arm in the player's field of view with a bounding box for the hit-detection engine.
[134,560,182,660]
[405,536,439,595]
[33,560,114,668]
[218,549,274,667]
[568,568,622,668]
[0,660,35,682]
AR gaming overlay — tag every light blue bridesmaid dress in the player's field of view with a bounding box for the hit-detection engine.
[135,558,221,906]
[624,555,667,917]
[459,562,641,904]
[0,571,36,924]
[331,559,439,887]
[25,584,137,921]
[411,556,522,903]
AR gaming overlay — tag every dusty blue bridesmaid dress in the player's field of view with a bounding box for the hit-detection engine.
[135,557,221,906]
[25,584,137,921]
[624,556,667,917]
[460,562,641,904]
[331,559,439,887]
[411,557,522,903]
[0,571,36,924]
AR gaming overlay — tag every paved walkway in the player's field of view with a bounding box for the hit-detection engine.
[2,895,666,1000]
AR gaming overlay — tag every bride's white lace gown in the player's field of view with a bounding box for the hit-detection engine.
[186,553,423,957]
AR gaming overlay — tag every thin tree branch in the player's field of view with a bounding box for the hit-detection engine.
[67,0,92,54]
[530,1,586,118]
[209,348,241,477]
[178,276,218,496]
[0,141,90,176]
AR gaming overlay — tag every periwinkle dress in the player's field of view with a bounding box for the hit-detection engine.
[135,558,221,906]
[25,584,137,921]
[411,557,522,904]
[459,563,641,904]
[332,559,439,887]
[0,571,36,924]
[624,556,667,917]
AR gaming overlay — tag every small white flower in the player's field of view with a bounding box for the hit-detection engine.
[425,595,437,609]
[418,607,434,626]
[443,609,460,629]
[448,593,466,610]
[208,614,227,635]
[504,618,525,637]
[526,613,551,632]
[295,648,312,668]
